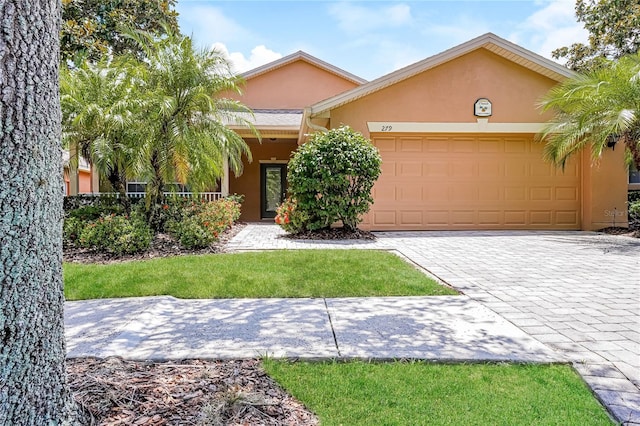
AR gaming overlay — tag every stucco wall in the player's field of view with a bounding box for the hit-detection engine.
[234,60,361,110]
[230,138,298,222]
[582,146,629,230]
[329,49,559,137]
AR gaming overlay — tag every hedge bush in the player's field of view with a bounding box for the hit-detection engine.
[283,125,381,231]
[75,214,152,255]
[166,198,242,249]
[63,195,244,254]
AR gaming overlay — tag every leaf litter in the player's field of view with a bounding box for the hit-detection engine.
[67,357,318,426]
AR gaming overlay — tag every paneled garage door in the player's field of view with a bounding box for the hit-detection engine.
[369,134,581,230]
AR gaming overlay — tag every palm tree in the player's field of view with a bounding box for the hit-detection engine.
[129,29,258,225]
[60,57,144,209]
[538,53,640,169]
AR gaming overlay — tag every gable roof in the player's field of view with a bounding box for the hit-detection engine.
[309,33,575,116]
[241,50,367,86]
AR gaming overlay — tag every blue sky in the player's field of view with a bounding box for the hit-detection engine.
[176,1,588,80]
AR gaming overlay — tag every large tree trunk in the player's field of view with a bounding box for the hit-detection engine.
[0,1,77,424]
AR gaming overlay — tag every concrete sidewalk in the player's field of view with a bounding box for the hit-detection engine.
[65,295,560,362]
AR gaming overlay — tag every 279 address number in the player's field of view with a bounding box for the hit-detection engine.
[380,125,393,132]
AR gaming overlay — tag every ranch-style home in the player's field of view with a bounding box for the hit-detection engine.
[226,32,629,230]
[68,33,631,231]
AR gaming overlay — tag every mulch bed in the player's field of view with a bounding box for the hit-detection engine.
[67,358,318,426]
[599,226,640,238]
[281,227,376,240]
[65,225,321,425]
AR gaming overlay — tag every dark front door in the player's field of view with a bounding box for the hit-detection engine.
[261,164,287,219]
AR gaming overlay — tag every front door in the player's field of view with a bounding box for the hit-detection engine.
[261,164,287,219]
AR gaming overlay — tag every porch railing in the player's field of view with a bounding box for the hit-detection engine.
[75,192,224,202]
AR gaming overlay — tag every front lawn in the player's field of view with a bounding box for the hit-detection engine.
[264,360,614,426]
[64,249,456,300]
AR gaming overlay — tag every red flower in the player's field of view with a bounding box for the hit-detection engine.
[162,204,169,210]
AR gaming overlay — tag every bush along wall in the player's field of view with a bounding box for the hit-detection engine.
[276,125,382,232]
[63,195,244,254]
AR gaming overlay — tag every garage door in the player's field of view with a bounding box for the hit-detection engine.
[369,134,581,230]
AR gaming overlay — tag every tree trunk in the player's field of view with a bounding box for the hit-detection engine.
[0,1,77,424]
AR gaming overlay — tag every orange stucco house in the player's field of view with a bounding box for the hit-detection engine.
[63,150,96,195]
[228,33,629,231]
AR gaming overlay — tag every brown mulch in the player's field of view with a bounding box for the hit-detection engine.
[67,358,318,426]
[599,226,640,238]
[281,227,376,240]
[63,223,247,264]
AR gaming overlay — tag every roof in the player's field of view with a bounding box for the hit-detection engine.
[241,51,367,86]
[228,109,303,128]
[309,33,576,116]
[227,109,304,139]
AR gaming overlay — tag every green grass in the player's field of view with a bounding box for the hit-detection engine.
[263,360,614,426]
[64,249,456,300]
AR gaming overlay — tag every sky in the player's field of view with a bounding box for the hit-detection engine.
[175,0,588,81]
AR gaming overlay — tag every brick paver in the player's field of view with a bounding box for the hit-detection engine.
[228,224,640,424]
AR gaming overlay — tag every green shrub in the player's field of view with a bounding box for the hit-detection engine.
[63,194,134,212]
[167,216,217,249]
[630,199,640,225]
[224,193,245,205]
[63,217,85,248]
[166,198,242,249]
[285,125,382,231]
[67,204,124,221]
[275,197,308,233]
[79,214,152,255]
[143,197,191,231]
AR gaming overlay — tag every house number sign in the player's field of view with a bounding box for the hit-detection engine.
[474,98,492,117]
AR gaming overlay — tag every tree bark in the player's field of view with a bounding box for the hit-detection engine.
[0,1,77,424]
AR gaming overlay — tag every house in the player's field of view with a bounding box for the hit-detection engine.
[228,33,629,230]
[63,150,96,195]
[225,51,366,220]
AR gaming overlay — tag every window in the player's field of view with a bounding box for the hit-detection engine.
[630,164,640,184]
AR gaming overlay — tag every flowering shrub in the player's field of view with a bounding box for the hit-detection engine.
[166,198,242,249]
[275,197,308,233]
[63,196,243,254]
[286,125,381,231]
[77,214,152,255]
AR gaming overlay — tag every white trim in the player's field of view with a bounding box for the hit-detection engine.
[222,157,230,197]
[241,51,367,85]
[367,121,546,134]
[258,159,289,164]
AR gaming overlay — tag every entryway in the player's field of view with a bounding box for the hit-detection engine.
[260,164,287,219]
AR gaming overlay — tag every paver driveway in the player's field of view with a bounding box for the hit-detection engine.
[229,224,640,424]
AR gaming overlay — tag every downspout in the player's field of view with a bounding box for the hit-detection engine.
[306,107,328,130]
[306,115,328,133]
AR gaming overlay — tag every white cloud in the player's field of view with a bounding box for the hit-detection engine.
[176,4,252,47]
[213,43,283,73]
[421,16,492,47]
[328,2,412,34]
[509,0,589,61]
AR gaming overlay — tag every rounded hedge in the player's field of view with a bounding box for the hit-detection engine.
[286,125,382,231]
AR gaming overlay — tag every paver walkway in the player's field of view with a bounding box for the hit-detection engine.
[228,223,640,425]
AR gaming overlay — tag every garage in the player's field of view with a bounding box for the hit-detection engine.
[369,133,581,230]
[302,33,628,231]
